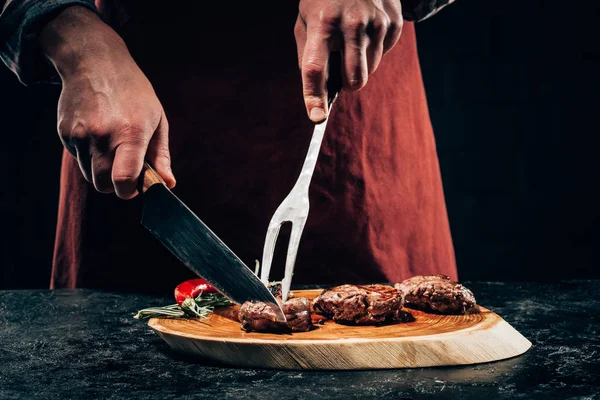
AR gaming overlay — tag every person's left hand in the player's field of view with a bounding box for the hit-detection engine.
[295,0,404,123]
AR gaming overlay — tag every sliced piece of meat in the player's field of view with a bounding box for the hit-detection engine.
[394,274,479,315]
[281,297,312,332]
[238,301,285,333]
[312,284,413,325]
[238,284,312,333]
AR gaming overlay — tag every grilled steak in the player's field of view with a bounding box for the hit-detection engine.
[238,284,311,333]
[239,301,285,333]
[312,284,414,325]
[280,297,312,332]
[394,274,479,315]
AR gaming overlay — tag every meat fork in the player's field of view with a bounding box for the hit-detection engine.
[260,54,342,301]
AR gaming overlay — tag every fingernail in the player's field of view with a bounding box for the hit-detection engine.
[309,108,326,122]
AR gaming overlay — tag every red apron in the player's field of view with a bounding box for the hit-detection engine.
[51,2,457,293]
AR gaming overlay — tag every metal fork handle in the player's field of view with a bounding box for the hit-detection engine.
[293,116,329,192]
[291,52,343,194]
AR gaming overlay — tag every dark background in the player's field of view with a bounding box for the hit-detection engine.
[1,0,599,289]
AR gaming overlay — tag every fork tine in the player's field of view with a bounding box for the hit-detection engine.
[260,222,282,286]
[280,218,307,301]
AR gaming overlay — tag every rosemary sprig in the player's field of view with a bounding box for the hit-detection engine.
[181,292,234,320]
[133,292,233,321]
[133,305,185,319]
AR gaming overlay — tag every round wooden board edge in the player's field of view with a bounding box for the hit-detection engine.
[148,317,532,370]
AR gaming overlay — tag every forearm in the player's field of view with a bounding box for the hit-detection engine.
[0,0,98,84]
[402,0,456,22]
[40,5,128,81]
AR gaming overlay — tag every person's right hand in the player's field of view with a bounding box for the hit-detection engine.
[40,6,176,199]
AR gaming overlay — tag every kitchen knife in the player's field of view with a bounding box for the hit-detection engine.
[139,163,286,321]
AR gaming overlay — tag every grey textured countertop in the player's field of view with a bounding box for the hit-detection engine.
[1,281,599,399]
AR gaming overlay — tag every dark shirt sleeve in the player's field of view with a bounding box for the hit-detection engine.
[0,0,98,85]
[402,0,456,22]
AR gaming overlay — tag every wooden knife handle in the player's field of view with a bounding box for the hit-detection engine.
[139,162,165,193]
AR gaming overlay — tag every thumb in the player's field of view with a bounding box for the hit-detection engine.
[147,112,176,189]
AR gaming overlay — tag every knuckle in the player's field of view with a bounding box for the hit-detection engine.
[303,94,325,109]
[64,119,110,143]
[119,120,147,135]
[397,17,405,31]
[390,19,404,36]
[121,136,150,150]
[344,15,368,34]
[385,20,404,50]
[303,60,325,81]
[118,124,150,146]
[317,9,340,31]
[374,15,390,33]
[112,172,138,186]
[386,2,403,22]
[69,124,87,141]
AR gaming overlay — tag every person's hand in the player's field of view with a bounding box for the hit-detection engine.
[295,0,403,122]
[40,6,175,199]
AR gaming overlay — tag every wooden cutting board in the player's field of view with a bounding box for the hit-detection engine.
[148,289,531,370]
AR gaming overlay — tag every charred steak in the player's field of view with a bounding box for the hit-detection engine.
[394,275,479,315]
[239,285,312,333]
[312,284,414,325]
[239,301,285,333]
[280,297,312,332]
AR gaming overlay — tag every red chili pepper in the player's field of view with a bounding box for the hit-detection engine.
[174,278,218,306]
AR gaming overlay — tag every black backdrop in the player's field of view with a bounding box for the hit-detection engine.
[1,0,598,289]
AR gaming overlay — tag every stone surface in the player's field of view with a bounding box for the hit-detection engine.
[1,281,599,399]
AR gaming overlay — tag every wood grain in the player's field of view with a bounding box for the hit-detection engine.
[140,162,164,193]
[148,289,531,370]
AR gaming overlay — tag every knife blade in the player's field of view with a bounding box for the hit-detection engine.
[139,163,285,321]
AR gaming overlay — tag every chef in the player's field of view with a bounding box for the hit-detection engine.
[0,0,457,293]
